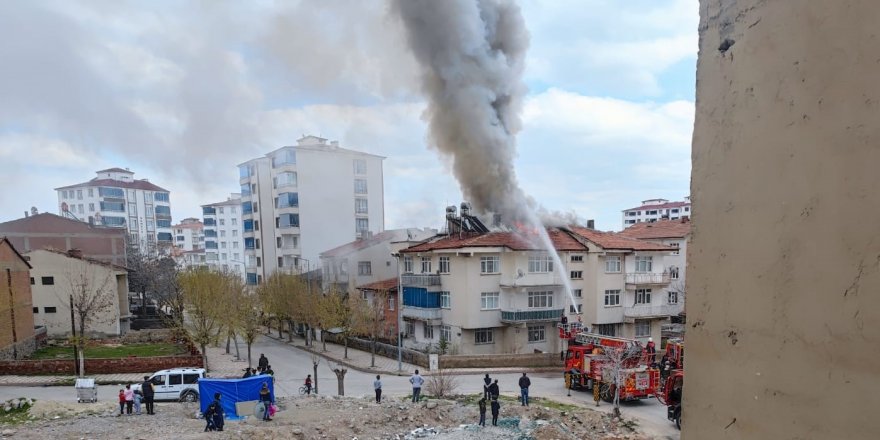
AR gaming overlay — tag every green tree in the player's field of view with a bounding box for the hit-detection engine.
[178,269,226,369]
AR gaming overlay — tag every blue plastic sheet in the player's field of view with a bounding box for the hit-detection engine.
[198,375,275,420]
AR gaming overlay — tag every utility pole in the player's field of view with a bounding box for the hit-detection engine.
[69,294,79,376]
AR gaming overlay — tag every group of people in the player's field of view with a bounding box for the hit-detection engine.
[203,381,275,432]
[243,354,275,378]
[475,373,531,426]
[118,377,156,416]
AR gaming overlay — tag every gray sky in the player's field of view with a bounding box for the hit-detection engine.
[0,0,697,231]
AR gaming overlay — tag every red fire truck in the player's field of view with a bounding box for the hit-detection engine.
[561,328,660,402]
[657,338,684,429]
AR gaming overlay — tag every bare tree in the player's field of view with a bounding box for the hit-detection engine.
[178,269,226,369]
[598,344,644,418]
[310,354,321,394]
[426,368,458,398]
[349,288,391,368]
[64,261,118,376]
[150,257,184,327]
[327,360,348,396]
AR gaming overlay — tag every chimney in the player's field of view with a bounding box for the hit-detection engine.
[492,213,502,227]
[24,211,28,218]
[587,219,595,229]
[67,249,83,259]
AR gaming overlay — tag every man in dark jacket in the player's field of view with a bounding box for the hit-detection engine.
[518,373,531,406]
[204,392,224,432]
[258,354,269,371]
[141,376,155,415]
[490,398,501,426]
[482,374,492,399]
[487,379,500,401]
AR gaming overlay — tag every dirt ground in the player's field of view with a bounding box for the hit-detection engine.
[1,394,654,440]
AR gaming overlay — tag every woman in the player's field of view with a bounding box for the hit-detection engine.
[259,383,273,421]
[124,385,134,415]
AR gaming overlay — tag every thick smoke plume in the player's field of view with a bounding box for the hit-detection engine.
[392,0,532,223]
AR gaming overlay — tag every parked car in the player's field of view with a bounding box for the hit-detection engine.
[132,367,206,402]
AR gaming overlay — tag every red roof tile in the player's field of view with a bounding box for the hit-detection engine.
[357,278,398,291]
[401,228,587,253]
[566,227,675,252]
[320,231,400,258]
[55,178,169,192]
[0,213,125,235]
[618,219,691,240]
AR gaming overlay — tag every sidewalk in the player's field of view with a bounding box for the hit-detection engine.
[260,331,561,377]
[0,372,147,386]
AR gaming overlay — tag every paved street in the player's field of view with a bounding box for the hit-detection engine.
[0,334,678,438]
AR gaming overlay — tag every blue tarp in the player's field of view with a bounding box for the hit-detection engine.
[198,375,275,420]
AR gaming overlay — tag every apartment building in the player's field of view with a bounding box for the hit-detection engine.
[0,237,36,360]
[172,218,204,252]
[621,197,691,228]
[27,249,130,337]
[320,228,436,297]
[201,194,245,276]
[55,168,173,254]
[238,136,385,285]
[397,220,679,355]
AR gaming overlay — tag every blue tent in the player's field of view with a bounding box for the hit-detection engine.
[198,375,275,420]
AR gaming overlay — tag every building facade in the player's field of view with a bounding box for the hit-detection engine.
[238,136,385,285]
[0,213,127,266]
[0,237,36,360]
[201,194,245,277]
[172,218,204,252]
[55,168,173,254]
[397,223,679,355]
[621,197,691,228]
[27,249,130,337]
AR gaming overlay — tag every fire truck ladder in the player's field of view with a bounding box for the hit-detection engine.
[557,322,584,339]
[574,332,640,350]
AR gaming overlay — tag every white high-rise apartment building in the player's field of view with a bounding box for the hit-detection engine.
[238,136,385,285]
[55,168,173,253]
[172,218,204,252]
[202,194,245,276]
[621,197,692,228]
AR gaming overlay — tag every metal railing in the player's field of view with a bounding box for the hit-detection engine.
[500,308,565,323]
[401,273,441,286]
[402,307,442,321]
[625,273,671,285]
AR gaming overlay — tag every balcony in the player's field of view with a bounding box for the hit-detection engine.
[402,307,442,324]
[500,308,565,324]
[499,272,561,288]
[401,273,441,286]
[623,304,682,321]
[625,273,671,288]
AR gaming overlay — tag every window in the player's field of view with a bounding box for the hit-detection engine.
[358,261,372,276]
[355,198,368,214]
[157,220,171,228]
[403,256,413,273]
[168,374,182,386]
[220,230,226,238]
[670,242,680,255]
[570,270,583,279]
[356,218,369,233]
[668,291,680,305]
[389,296,395,311]
[183,374,200,385]
[440,325,451,342]
[528,291,553,308]
[636,288,652,304]
[221,253,227,260]
[527,325,546,343]
[669,266,680,280]
[232,230,238,238]
[76,189,82,200]
[100,201,125,212]
[440,291,450,309]
[219,219,225,226]
[605,256,621,273]
[438,256,450,274]
[276,237,282,248]
[78,204,84,214]
[273,149,296,167]
[570,254,583,262]
[33,307,38,313]
[596,323,618,336]
[256,257,261,267]
[480,292,500,310]
[626,211,637,217]
[44,307,57,313]
[474,328,494,345]
[423,324,433,339]
[684,207,690,212]
[528,254,553,273]
[353,159,367,174]
[30,277,34,285]
[671,208,679,214]
[146,206,154,217]
[98,187,124,198]
[569,304,583,313]
[275,172,297,188]
[255,239,260,249]
[155,205,171,216]
[635,256,653,272]
[406,321,415,337]
[154,192,170,202]
[648,210,658,215]
[635,320,651,338]
[41,276,54,285]
[421,257,432,274]
[354,179,368,194]
[221,242,227,249]
[480,256,499,274]
[604,289,621,306]
[240,183,251,196]
[277,192,299,208]
[573,289,582,298]
[88,188,93,197]
[89,203,95,212]
[279,214,300,228]
[244,238,255,249]
[246,273,258,285]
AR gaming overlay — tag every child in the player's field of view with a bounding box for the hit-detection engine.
[133,390,142,415]
[304,375,312,395]
[118,389,125,415]
[478,398,487,427]
[124,384,134,414]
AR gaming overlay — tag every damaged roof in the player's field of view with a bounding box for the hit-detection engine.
[401,227,587,253]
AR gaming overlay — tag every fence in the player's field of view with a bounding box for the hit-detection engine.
[0,354,204,375]
[439,353,563,369]
[325,335,429,368]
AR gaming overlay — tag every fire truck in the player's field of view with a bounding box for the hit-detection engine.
[657,338,684,429]
[560,325,660,402]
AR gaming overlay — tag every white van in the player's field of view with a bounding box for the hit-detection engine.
[133,367,206,402]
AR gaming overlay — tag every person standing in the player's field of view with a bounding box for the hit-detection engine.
[258,353,269,371]
[204,392,225,432]
[482,374,492,399]
[646,338,657,364]
[488,379,500,401]
[133,390,143,415]
[141,376,155,415]
[304,374,312,395]
[373,375,383,403]
[124,384,134,415]
[491,398,500,426]
[410,370,424,403]
[518,373,531,406]
[478,398,487,427]
[259,383,273,421]
[118,389,125,415]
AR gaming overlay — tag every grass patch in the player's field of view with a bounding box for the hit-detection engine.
[30,343,185,360]
[0,399,33,426]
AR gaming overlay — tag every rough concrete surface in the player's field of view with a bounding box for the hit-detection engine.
[688,0,880,438]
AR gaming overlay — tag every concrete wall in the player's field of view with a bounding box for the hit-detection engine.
[686,1,880,438]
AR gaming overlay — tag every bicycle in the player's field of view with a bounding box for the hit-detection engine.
[298,386,310,395]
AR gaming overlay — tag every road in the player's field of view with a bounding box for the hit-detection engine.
[0,336,678,439]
